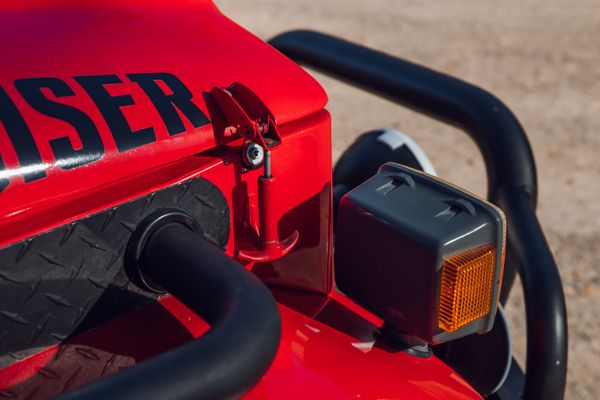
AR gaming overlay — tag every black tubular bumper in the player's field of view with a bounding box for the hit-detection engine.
[60,218,281,400]
[269,30,567,400]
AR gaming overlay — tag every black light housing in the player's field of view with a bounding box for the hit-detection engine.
[335,163,506,344]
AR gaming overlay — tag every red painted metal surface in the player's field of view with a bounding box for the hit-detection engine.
[237,174,301,262]
[0,2,481,398]
[0,0,327,247]
[0,294,481,400]
[201,109,334,293]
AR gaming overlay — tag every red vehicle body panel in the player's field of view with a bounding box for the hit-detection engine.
[0,0,326,247]
[0,295,481,400]
[0,1,482,399]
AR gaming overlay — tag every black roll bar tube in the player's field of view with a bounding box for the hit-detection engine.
[269,30,567,400]
[60,210,281,400]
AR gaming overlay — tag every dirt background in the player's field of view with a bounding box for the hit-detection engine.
[216,1,599,398]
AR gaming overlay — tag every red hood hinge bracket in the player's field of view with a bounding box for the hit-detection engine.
[209,82,299,263]
[209,82,282,152]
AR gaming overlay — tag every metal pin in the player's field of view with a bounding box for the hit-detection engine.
[264,150,272,178]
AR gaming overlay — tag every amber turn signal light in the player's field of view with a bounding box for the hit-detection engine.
[438,245,497,333]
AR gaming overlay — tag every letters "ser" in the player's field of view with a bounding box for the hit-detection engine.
[0,73,210,192]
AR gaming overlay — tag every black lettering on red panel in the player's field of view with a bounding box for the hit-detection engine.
[0,87,46,182]
[75,75,156,152]
[128,73,209,136]
[15,77,105,169]
[0,155,8,193]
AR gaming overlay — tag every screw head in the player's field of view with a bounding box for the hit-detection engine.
[244,143,264,167]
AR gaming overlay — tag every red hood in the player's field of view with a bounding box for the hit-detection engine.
[0,0,327,245]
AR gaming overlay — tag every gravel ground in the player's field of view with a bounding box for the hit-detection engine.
[217,1,600,398]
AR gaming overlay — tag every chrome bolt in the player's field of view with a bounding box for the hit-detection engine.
[245,143,264,167]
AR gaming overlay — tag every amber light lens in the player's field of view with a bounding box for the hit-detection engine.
[438,245,496,332]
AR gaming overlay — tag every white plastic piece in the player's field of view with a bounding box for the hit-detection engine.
[490,304,513,395]
[376,128,437,176]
